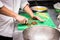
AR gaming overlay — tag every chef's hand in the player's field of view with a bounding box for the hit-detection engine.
[15,15,28,24]
[32,16,44,22]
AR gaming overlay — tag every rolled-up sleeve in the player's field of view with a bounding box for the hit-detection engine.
[20,0,29,10]
[0,1,4,8]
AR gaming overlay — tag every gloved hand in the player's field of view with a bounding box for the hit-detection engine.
[16,15,28,24]
[32,16,44,22]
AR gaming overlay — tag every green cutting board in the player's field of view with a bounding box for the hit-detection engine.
[17,12,56,30]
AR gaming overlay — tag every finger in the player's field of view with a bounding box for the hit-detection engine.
[38,18,44,22]
[33,16,38,20]
[36,16,44,22]
[24,18,28,24]
[20,19,26,24]
[25,18,28,24]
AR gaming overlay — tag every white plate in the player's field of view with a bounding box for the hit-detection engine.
[31,6,48,12]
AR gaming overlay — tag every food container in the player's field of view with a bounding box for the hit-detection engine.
[54,2,60,13]
[31,6,48,12]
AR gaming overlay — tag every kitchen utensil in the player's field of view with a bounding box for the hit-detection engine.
[23,26,60,40]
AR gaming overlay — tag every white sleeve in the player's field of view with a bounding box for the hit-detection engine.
[20,0,29,10]
[0,1,4,8]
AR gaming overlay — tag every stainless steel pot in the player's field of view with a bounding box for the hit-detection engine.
[23,26,60,40]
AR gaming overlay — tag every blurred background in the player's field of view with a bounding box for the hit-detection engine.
[27,0,60,9]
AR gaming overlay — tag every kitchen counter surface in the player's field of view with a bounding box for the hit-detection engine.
[13,9,59,40]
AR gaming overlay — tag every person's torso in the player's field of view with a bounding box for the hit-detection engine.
[0,0,21,37]
[0,0,21,13]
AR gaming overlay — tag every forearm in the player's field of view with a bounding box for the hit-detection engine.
[0,6,28,24]
[0,6,19,18]
[24,4,34,18]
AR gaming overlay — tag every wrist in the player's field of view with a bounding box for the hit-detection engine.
[14,14,19,19]
[31,15,34,18]
[30,13,34,18]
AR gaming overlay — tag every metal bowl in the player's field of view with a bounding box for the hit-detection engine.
[31,6,48,12]
[23,26,60,40]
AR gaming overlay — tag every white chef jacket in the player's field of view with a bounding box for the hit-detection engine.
[0,1,3,7]
[0,0,29,37]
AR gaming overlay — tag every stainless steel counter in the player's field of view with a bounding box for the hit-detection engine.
[48,9,59,26]
[13,9,59,40]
